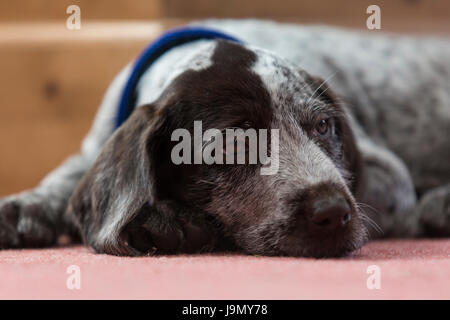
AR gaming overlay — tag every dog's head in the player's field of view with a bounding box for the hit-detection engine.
[68,40,367,257]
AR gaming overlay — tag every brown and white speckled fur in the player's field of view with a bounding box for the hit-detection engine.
[1,20,449,257]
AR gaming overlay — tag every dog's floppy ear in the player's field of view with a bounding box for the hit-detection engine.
[309,76,363,194]
[66,104,175,255]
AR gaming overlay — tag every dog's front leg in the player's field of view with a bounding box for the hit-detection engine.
[356,138,418,238]
[416,184,450,237]
[0,154,91,248]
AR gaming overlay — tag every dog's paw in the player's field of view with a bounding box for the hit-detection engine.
[417,185,450,237]
[0,194,56,249]
[115,202,215,256]
[0,200,21,248]
[124,206,185,255]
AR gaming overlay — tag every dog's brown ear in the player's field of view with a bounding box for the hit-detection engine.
[309,76,363,194]
[66,104,173,255]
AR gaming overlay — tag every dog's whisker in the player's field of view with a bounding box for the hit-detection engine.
[356,202,383,216]
[360,216,383,235]
[356,203,384,234]
[305,72,337,106]
[358,211,384,235]
[196,179,217,186]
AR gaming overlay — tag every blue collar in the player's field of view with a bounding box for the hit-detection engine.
[115,26,242,129]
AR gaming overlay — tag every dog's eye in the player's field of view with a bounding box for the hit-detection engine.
[315,118,330,135]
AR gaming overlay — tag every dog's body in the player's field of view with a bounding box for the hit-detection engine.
[1,20,449,257]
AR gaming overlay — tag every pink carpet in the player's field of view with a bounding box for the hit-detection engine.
[0,239,449,299]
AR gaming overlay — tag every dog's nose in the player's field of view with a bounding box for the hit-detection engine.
[310,196,351,230]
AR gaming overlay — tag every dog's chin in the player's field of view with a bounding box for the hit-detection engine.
[280,238,366,258]
[277,227,368,258]
[241,226,368,258]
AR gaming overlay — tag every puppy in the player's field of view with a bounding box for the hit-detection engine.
[0,20,449,257]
